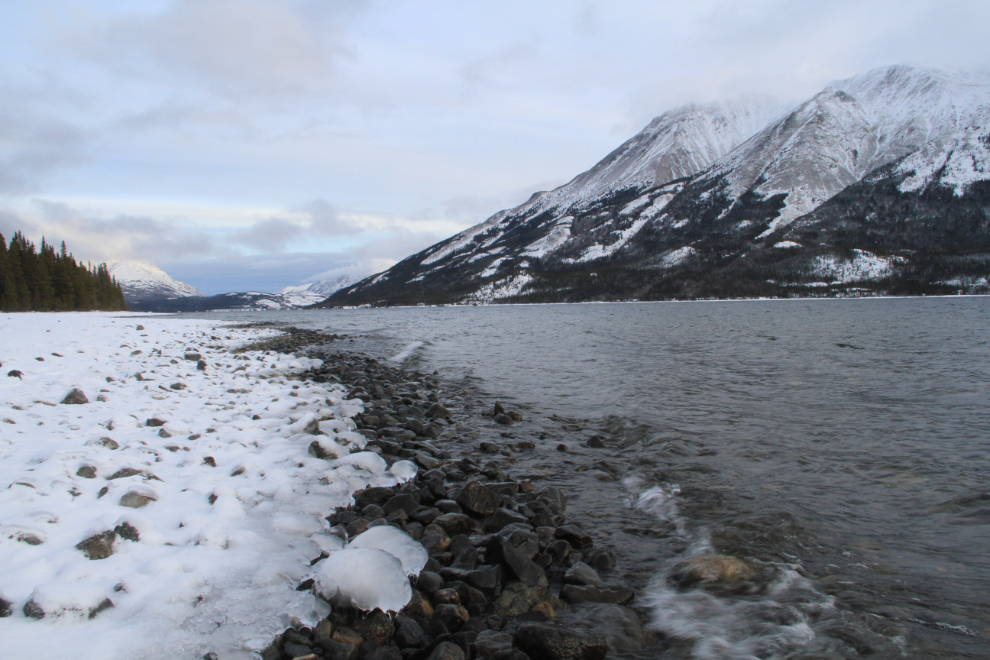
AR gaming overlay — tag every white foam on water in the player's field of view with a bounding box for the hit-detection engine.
[389,341,424,363]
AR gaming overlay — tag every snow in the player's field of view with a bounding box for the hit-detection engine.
[466,273,534,302]
[659,247,697,268]
[773,241,802,249]
[573,216,651,263]
[522,217,572,258]
[108,261,204,299]
[481,258,510,278]
[812,250,896,282]
[0,313,419,660]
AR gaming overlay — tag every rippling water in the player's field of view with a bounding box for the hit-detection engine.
[207,298,990,658]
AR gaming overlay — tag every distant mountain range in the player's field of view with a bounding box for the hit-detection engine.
[109,261,356,312]
[320,65,990,306]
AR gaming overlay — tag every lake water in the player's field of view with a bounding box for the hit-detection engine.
[206,298,990,658]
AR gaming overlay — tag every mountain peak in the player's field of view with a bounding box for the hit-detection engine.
[107,261,204,300]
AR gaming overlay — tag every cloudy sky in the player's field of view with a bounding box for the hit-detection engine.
[1,0,988,293]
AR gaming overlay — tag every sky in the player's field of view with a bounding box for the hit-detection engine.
[1,0,988,294]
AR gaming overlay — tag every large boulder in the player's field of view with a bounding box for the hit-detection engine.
[513,623,607,660]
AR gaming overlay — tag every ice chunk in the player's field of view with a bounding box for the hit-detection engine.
[329,451,388,476]
[314,548,412,612]
[388,460,418,482]
[347,526,428,576]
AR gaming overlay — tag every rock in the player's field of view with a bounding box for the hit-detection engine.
[495,537,546,587]
[114,522,140,542]
[421,534,451,555]
[426,403,451,419]
[108,467,145,480]
[95,436,119,450]
[393,615,427,648]
[170,382,187,390]
[23,599,46,619]
[384,493,419,517]
[426,641,465,660]
[184,352,202,361]
[365,647,401,660]
[120,491,157,508]
[313,618,336,643]
[331,626,364,648]
[432,588,461,605]
[416,570,443,596]
[513,623,607,660]
[77,530,116,559]
[585,435,606,448]
[0,596,11,618]
[494,401,505,416]
[494,414,514,426]
[400,590,434,628]
[554,525,593,550]
[494,583,559,618]
[355,487,396,507]
[197,360,208,371]
[561,584,635,606]
[7,370,23,379]
[203,456,217,467]
[283,641,313,658]
[406,418,426,434]
[434,603,470,631]
[556,444,567,451]
[508,411,523,422]
[433,513,474,535]
[487,508,529,532]
[319,639,358,660]
[145,418,167,427]
[456,481,500,517]
[158,428,173,438]
[669,555,757,594]
[353,610,395,646]
[76,465,97,479]
[585,548,616,572]
[135,325,144,330]
[474,631,515,659]
[61,388,89,405]
[564,562,604,587]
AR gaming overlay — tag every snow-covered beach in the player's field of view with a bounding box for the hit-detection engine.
[0,313,419,659]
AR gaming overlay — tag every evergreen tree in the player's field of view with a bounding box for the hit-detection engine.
[0,231,129,312]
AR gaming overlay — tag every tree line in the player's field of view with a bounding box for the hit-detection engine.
[0,231,129,312]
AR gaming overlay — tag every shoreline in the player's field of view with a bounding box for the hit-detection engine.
[250,324,651,660]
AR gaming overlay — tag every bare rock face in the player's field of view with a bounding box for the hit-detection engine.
[77,530,117,560]
[61,388,89,405]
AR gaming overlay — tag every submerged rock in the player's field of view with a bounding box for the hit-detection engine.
[513,623,607,660]
[669,554,758,594]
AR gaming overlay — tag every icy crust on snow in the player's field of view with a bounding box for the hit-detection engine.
[811,250,897,283]
[0,313,417,660]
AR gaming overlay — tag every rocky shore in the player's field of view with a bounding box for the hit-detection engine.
[241,325,647,660]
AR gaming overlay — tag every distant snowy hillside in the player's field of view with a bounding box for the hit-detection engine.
[108,261,204,301]
[279,274,359,299]
[323,65,990,305]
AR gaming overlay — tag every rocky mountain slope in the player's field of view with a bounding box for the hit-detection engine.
[108,261,204,302]
[320,65,990,306]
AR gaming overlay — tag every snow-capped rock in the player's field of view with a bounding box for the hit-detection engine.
[108,261,204,301]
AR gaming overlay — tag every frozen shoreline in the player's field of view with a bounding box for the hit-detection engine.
[0,312,417,659]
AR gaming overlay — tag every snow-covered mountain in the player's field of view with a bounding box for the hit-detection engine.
[279,274,359,299]
[108,261,204,301]
[322,65,990,305]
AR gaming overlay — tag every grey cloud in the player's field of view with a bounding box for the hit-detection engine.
[230,218,304,252]
[65,0,359,99]
[461,42,540,88]
[303,199,364,236]
[0,102,89,194]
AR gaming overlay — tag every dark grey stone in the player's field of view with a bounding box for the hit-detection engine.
[564,561,605,587]
[487,508,528,533]
[455,481,500,517]
[426,641,466,660]
[560,584,635,605]
[513,623,607,660]
[61,388,89,405]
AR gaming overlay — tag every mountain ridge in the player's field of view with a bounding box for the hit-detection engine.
[320,65,990,306]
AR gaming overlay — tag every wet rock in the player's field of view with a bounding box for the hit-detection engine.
[669,555,757,594]
[494,537,547,587]
[508,412,523,422]
[494,401,505,416]
[61,388,89,405]
[384,493,419,517]
[585,435,605,448]
[427,641,466,660]
[434,603,470,631]
[345,518,370,537]
[556,444,567,451]
[554,524,593,550]
[355,487,396,508]
[331,626,364,648]
[365,647,401,660]
[487,508,528,533]
[120,491,157,508]
[77,530,116,560]
[474,630,516,659]
[564,562,605,587]
[433,513,474,536]
[353,610,395,646]
[393,615,427,648]
[319,639,358,660]
[77,465,97,479]
[456,481,500,517]
[493,583,558,618]
[416,570,443,596]
[494,414,514,426]
[585,548,616,572]
[421,534,451,554]
[426,403,451,419]
[561,584,635,606]
[283,640,313,658]
[513,623,607,660]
